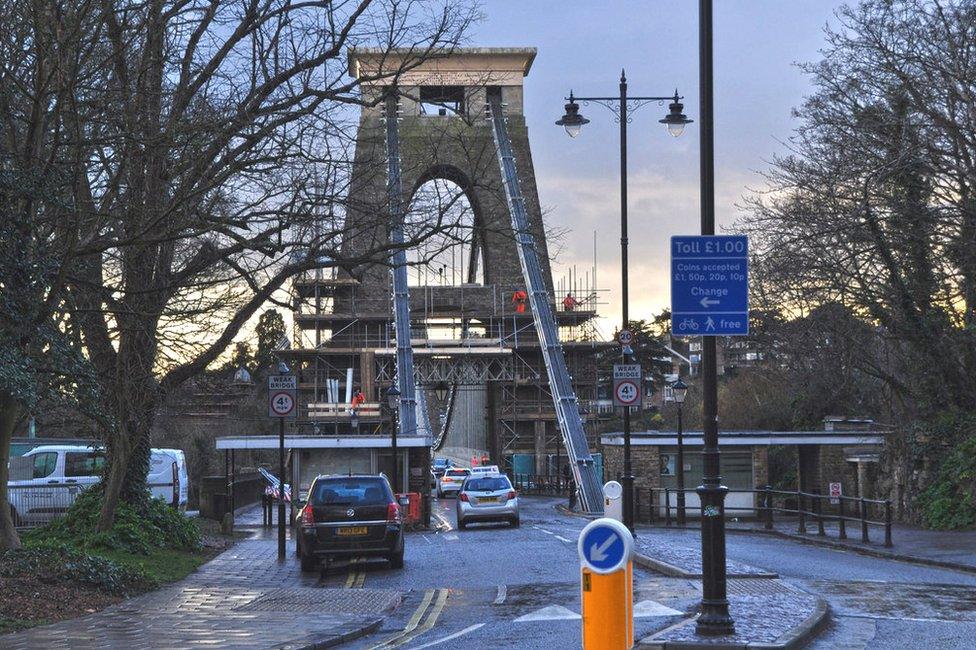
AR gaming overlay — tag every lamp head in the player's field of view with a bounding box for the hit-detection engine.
[386,384,401,411]
[659,90,692,137]
[672,378,689,404]
[555,92,589,138]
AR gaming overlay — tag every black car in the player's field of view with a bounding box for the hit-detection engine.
[296,474,404,572]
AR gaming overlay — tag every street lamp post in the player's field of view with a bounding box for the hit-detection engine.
[386,385,401,493]
[696,0,735,635]
[671,378,689,525]
[556,74,691,534]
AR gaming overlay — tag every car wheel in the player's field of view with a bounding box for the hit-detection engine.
[457,518,466,530]
[300,551,319,572]
[511,517,520,528]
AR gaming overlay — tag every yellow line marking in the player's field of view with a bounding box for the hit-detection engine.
[344,557,365,589]
[368,589,436,649]
[386,588,449,648]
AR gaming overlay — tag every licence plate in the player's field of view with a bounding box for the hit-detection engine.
[336,526,368,536]
[479,497,498,503]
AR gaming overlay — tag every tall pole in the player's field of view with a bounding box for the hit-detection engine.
[278,417,286,560]
[619,70,634,534]
[676,403,686,525]
[391,409,399,494]
[696,0,734,634]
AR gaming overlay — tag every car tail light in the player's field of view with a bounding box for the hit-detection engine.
[301,505,315,527]
[387,502,401,523]
[459,492,469,502]
[507,490,517,500]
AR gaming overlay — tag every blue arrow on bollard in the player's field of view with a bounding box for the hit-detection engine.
[578,518,634,574]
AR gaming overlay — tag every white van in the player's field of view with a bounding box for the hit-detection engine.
[8,445,189,526]
[148,448,189,512]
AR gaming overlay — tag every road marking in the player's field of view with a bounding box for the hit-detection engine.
[493,584,507,604]
[368,589,436,649]
[409,623,486,649]
[534,527,554,535]
[421,535,433,545]
[443,534,459,542]
[555,535,572,543]
[344,557,365,588]
[386,588,449,648]
[633,600,682,617]
[514,604,581,622]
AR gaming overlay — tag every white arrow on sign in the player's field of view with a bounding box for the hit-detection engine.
[590,533,618,562]
[699,297,720,308]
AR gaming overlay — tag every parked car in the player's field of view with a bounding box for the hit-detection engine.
[437,468,471,498]
[8,445,189,526]
[296,474,404,572]
[456,474,519,529]
[431,457,454,479]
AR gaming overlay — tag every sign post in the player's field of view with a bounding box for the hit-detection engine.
[579,518,635,649]
[612,364,641,409]
[829,482,842,505]
[269,374,297,560]
[670,235,749,336]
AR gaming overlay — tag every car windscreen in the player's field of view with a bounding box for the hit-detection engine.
[433,459,448,468]
[464,477,511,492]
[311,479,390,506]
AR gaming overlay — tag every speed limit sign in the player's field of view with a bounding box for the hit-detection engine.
[618,329,633,346]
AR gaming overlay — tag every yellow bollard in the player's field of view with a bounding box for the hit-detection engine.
[578,518,634,650]
[581,562,633,649]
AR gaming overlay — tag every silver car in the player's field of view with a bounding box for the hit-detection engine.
[456,474,519,529]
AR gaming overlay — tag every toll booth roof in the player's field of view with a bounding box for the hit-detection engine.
[348,47,537,85]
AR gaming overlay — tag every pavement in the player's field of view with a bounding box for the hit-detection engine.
[654,516,976,573]
[0,526,390,649]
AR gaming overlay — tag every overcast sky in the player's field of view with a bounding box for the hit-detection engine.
[472,0,847,335]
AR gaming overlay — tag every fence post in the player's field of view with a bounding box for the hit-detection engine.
[664,488,672,527]
[764,485,773,530]
[884,500,893,548]
[649,488,655,524]
[634,487,641,523]
[797,490,806,534]
[814,489,826,536]
[838,497,847,539]
[860,497,869,543]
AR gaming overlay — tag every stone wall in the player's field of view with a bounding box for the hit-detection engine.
[599,443,661,520]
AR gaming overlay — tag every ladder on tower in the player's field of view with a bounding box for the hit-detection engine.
[383,95,425,446]
[487,95,605,515]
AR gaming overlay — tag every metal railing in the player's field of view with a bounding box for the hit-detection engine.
[642,486,893,548]
[8,483,88,529]
[511,473,573,497]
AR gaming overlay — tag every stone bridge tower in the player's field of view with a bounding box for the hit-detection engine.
[288,48,605,480]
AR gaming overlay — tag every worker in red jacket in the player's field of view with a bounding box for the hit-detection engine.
[562,293,578,311]
[512,289,527,313]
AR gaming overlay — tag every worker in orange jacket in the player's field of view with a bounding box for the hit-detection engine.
[512,289,527,313]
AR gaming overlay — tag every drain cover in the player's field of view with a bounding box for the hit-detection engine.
[236,588,401,614]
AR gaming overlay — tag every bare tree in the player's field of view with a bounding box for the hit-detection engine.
[1,0,478,532]
[740,0,976,415]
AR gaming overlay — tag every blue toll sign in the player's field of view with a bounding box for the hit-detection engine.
[577,518,633,574]
[671,235,749,336]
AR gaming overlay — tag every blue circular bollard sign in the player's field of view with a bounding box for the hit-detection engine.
[578,518,633,574]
